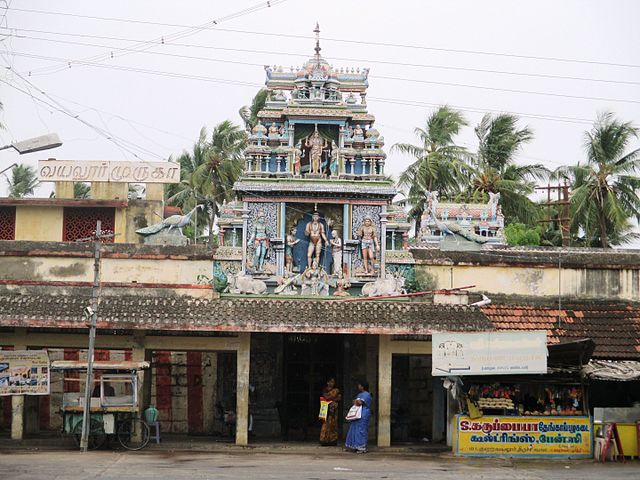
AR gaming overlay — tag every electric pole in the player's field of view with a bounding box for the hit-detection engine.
[79,220,112,452]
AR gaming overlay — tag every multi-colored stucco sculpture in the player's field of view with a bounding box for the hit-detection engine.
[213,24,414,295]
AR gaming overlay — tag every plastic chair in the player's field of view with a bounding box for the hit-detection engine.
[144,406,161,444]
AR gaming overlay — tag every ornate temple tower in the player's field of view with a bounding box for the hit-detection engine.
[218,25,409,292]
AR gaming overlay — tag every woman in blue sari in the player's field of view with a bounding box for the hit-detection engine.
[345,380,372,454]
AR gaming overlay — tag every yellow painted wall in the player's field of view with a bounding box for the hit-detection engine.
[0,254,210,285]
[14,206,63,241]
[420,264,640,302]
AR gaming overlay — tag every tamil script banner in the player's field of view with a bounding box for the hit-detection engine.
[455,415,592,457]
[38,160,180,184]
[0,350,50,396]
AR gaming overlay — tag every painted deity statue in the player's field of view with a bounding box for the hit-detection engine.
[305,126,328,175]
[330,230,342,276]
[353,124,364,139]
[250,210,270,272]
[357,215,379,276]
[302,259,329,296]
[293,144,302,176]
[329,142,339,177]
[305,211,328,267]
[285,227,300,273]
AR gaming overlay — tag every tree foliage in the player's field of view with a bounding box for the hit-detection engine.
[7,164,38,198]
[239,89,268,131]
[468,113,547,225]
[504,223,541,246]
[554,112,640,247]
[393,106,471,232]
[166,121,246,243]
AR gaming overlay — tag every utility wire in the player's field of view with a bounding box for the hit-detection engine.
[9,5,640,69]
[5,29,640,89]
[7,50,640,108]
[5,51,599,126]
[2,27,638,87]
[2,72,165,160]
[15,1,286,76]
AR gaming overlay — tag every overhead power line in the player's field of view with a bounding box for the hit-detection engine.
[9,6,640,69]
[3,28,639,87]
[2,70,165,160]
[9,49,640,106]
[5,51,596,126]
[17,1,287,76]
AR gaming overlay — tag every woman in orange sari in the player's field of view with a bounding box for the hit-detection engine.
[319,377,341,446]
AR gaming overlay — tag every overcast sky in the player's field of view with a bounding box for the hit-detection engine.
[1,0,639,204]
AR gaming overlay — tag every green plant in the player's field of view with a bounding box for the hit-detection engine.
[504,223,541,246]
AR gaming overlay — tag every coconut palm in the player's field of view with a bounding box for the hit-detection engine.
[7,164,38,198]
[468,113,547,225]
[393,106,471,232]
[239,89,268,131]
[167,121,246,243]
[74,182,91,199]
[555,112,640,247]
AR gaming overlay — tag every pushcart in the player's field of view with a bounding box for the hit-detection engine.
[51,360,151,450]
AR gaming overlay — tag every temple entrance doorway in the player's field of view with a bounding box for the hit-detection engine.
[391,354,444,445]
[280,333,343,441]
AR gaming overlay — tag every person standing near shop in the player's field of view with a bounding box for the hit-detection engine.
[319,377,341,446]
[345,380,372,454]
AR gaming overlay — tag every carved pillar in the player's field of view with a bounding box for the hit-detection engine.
[219,227,225,246]
[343,240,359,279]
[276,156,282,173]
[377,334,392,448]
[288,124,295,147]
[402,231,409,250]
[241,204,249,274]
[349,157,356,176]
[272,238,285,276]
[378,157,385,176]
[339,125,345,148]
[379,207,388,277]
[235,333,251,446]
[360,92,367,106]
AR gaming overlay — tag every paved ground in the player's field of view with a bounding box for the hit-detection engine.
[1,449,638,480]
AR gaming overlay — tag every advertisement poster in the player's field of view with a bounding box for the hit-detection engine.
[432,331,547,376]
[455,415,592,457]
[0,350,50,396]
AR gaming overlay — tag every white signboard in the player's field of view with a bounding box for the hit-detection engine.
[38,160,180,184]
[432,331,547,376]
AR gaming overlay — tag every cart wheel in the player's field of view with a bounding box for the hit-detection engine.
[71,418,107,450]
[117,417,150,450]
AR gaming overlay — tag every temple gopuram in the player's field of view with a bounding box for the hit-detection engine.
[216,25,411,293]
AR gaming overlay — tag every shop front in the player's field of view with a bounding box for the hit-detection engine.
[434,332,594,458]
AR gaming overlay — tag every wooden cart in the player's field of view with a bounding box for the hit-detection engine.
[52,360,151,450]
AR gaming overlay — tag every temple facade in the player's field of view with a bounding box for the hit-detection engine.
[216,25,411,293]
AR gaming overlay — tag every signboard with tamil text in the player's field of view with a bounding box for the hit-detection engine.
[454,415,592,457]
[0,350,50,396]
[432,331,547,376]
[38,160,180,184]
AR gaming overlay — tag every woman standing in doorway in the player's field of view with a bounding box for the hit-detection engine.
[319,377,341,446]
[345,380,372,454]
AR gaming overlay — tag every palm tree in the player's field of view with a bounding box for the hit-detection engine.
[167,121,246,243]
[239,89,268,131]
[468,113,546,225]
[555,112,640,247]
[7,164,38,198]
[74,182,91,199]
[393,106,471,232]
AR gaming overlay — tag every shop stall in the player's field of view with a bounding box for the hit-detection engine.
[434,333,594,458]
[454,377,592,457]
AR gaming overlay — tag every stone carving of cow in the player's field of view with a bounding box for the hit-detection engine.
[226,273,267,295]
[361,274,406,297]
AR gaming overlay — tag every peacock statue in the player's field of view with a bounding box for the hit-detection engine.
[136,204,204,237]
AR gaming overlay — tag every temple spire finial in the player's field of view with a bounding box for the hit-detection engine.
[313,22,321,62]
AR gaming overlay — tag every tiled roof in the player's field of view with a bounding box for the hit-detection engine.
[0,294,490,335]
[482,304,640,360]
